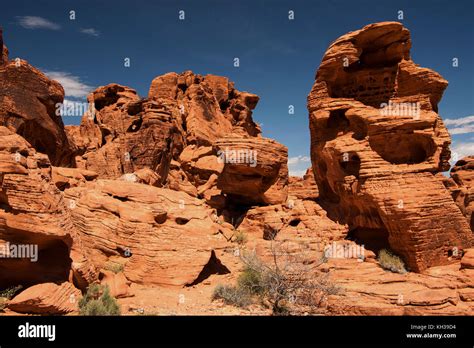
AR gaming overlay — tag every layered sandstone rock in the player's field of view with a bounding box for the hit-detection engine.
[8,282,80,315]
[67,71,287,207]
[307,22,473,272]
[321,258,474,315]
[288,168,319,201]
[63,180,232,287]
[0,31,76,166]
[214,136,288,205]
[0,126,95,289]
[0,28,7,66]
[448,156,474,230]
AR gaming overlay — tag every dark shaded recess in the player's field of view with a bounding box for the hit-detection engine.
[326,109,350,140]
[369,132,435,165]
[127,118,142,132]
[94,90,120,111]
[175,217,189,225]
[0,237,71,289]
[340,153,361,177]
[263,224,279,240]
[126,102,142,116]
[349,116,368,140]
[186,250,230,286]
[219,99,230,112]
[329,57,398,108]
[346,227,390,254]
[99,127,111,146]
[289,218,301,227]
[116,245,132,258]
[315,160,340,204]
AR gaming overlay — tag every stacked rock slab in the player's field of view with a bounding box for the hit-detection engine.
[307,22,473,272]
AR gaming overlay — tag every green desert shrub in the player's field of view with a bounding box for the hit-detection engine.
[104,261,124,274]
[378,249,407,274]
[237,266,264,295]
[79,284,120,316]
[0,285,23,300]
[211,284,252,308]
[233,230,248,245]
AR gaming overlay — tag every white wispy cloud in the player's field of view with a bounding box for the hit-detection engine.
[288,155,311,177]
[451,140,474,164]
[17,16,60,30]
[44,71,94,98]
[80,28,100,37]
[444,115,474,135]
[288,155,311,166]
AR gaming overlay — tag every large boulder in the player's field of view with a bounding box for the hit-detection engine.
[307,22,473,272]
[64,179,232,287]
[214,136,288,205]
[8,282,80,315]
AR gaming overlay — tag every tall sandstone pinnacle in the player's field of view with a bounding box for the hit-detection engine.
[307,22,473,272]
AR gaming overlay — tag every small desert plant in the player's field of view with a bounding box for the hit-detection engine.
[212,284,252,308]
[215,242,340,315]
[79,284,120,316]
[104,261,124,274]
[237,264,264,295]
[378,249,407,274]
[0,285,23,300]
[233,230,248,245]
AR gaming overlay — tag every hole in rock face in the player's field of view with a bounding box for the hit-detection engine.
[346,227,390,254]
[175,217,190,225]
[340,153,361,177]
[186,250,230,286]
[326,109,350,139]
[94,90,121,111]
[127,118,142,132]
[328,66,398,107]
[0,238,71,289]
[369,132,435,165]
[289,218,301,227]
[263,224,279,240]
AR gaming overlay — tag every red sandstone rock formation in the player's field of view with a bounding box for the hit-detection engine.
[0,30,76,166]
[0,24,473,316]
[7,282,81,315]
[63,179,232,287]
[67,71,288,207]
[446,156,474,231]
[0,126,96,290]
[0,28,8,66]
[307,22,473,272]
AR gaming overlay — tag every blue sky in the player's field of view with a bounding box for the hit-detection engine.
[1,0,473,175]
